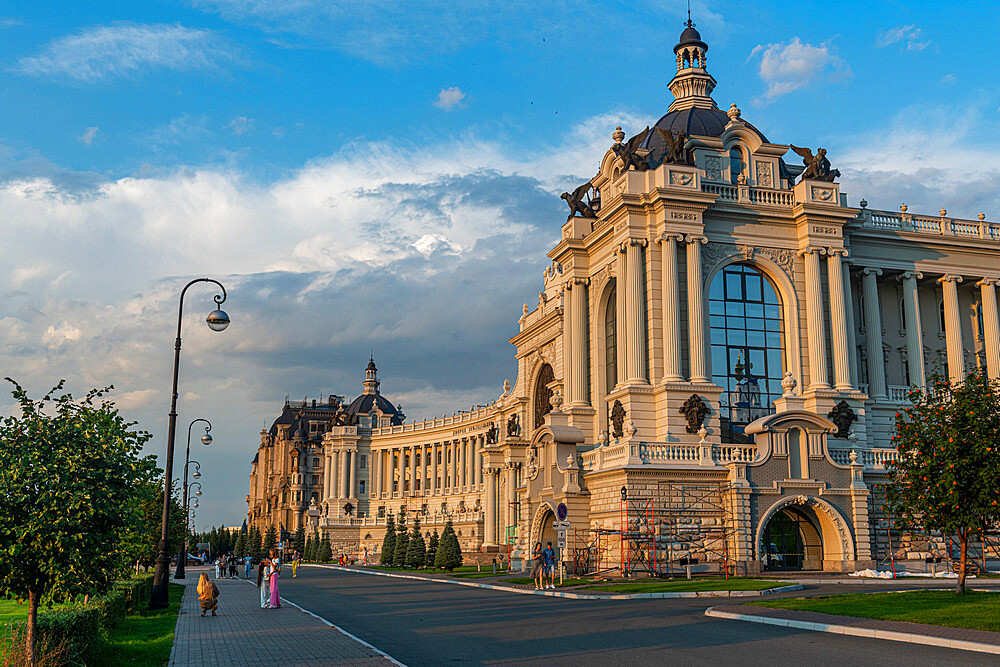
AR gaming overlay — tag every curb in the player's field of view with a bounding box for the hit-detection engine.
[705,606,1000,655]
[307,565,803,600]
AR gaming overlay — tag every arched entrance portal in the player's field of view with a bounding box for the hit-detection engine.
[530,505,558,554]
[761,507,822,570]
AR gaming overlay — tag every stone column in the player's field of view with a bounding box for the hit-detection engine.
[422,444,429,495]
[977,278,1000,380]
[569,279,590,405]
[615,246,627,384]
[348,451,356,498]
[862,268,887,399]
[478,436,484,488]
[451,441,458,491]
[484,468,496,545]
[336,450,344,499]
[659,233,684,381]
[323,452,332,502]
[939,274,965,384]
[802,247,830,389]
[826,250,852,391]
[409,446,417,496]
[431,443,438,494]
[685,235,709,382]
[900,272,926,387]
[624,239,647,383]
[842,265,859,386]
[396,447,404,497]
[505,465,514,534]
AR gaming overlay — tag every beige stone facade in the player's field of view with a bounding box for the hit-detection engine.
[248,23,1000,573]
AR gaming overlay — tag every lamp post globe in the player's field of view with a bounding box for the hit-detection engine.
[206,309,230,332]
[201,433,213,446]
[193,470,201,479]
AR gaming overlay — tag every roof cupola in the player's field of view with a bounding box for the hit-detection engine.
[667,16,718,112]
[362,356,380,395]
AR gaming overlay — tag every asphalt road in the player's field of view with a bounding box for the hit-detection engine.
[278,567,997,666]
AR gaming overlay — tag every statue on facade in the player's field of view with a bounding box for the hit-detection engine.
[827,400,857,438]
[506,413,521,437]
[560,181,597,221]
[343,502,354,516]
[486,421,499,444]
[680,394,710,434]
[790,145,841,182]
[610,400,626,438]
[612,126,651,171]
[655,127,690,165]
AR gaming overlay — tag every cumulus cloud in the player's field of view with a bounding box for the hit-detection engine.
[876,24,931,51]
[78,126,99,145]
[433,86,466,111]
[17,22,239,82]
[748,37,850,102]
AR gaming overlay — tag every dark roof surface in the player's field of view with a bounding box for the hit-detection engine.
[345,393,403,425]
[675,25,707,51]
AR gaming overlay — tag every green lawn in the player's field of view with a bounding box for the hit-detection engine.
[581,577,787,593]
[89,582,183,666]
[754,590,1000,632]
[0,599,28,624]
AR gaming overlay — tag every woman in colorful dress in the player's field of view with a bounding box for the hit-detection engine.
[269,549,282,608]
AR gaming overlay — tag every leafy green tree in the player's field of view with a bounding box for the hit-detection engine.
[262,525,277,556]
[425,529,439,568]
[434,519,463,571]
[118,471,185,571]
[380,514,396,565]
[293,524,306,555]
[392,520,409,567]
[406,517,426,569]
[317,535,332,562]
[887,368,1000,593]
[0,380,152,666]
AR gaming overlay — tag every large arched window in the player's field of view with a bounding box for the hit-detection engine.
[604,285,617,393]
[710,264,784,442]
[533,363,555,429]
[729,147,745,184]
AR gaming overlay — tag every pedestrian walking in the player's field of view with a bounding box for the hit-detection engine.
[542,542,556,589]
[258,556,271,609]
[531,542,544,590]
[228,555,237,579]
[244,555,253,580]
[291,553,298,578]
[197,573,220,617]
[269,549,282,608]
[214,557,221,580]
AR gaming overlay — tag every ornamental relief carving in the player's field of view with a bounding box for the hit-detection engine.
[702,242,795,281]
[704,156,722,181]
[754,161,773,188]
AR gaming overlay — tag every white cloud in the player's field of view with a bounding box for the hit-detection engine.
[227,116,254,135]
[433,86,466,111]
[748,37,850,102]
[79,126,99,145]
[17,22,238,83]
[876,24,931,51]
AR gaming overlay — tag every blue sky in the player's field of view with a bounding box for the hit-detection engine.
[2,0,999,528]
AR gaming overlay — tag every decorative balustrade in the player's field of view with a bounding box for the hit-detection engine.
[580,441,758,468]
[701,183,793,207]
[857,383,912,403]
[371,403,499,436]
[322,510,484,528]
[715,444,759,463]
[858,208,1000,241]
[828,447,898,469]
[702,183,737,200]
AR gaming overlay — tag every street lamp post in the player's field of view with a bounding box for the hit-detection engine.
[175,419,212,579]
[150,278,230,608]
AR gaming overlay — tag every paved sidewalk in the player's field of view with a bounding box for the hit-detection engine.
[168,569,398,666]
[707,603,1000,655]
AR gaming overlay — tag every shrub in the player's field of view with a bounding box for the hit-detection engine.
[434,520,463,571]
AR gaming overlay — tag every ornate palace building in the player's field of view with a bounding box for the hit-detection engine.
[248,21,1000,572]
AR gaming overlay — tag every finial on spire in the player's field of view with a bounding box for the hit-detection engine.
[686,0,694,28]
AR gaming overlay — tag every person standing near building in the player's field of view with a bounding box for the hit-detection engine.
[228,554,237,579]
[258,556,271,609]
[542,542,556,590]
[531,542,544,590]
[214,556,221,580]
[244,554,253,580]
[269,549,282,608]
[291,552,299,578]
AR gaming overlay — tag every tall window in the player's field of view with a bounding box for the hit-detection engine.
[604,285,617,393]
[710,264,784,442]
[533,363,555,429]
[729,147,744,184]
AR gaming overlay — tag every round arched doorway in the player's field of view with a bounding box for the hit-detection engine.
[761,506,823,571]
[531,506,558,553]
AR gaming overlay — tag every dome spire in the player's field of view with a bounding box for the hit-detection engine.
[363,356,380,395]
[667,15,717,112]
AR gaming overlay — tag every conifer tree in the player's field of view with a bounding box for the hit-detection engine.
[380,514,396,565]
[434,519,463,571]
[392,520,409,567]
[294,524,306,555]
[406,517,426,569]
[233,531,246,558]
[318,534,333,562]
[304,534,314,561]
[425,529,439,568]
[249,526,262,561]
[262,525,277,555]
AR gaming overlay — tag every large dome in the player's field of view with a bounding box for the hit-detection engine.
[641,107,769,150]
[345,393,403,424]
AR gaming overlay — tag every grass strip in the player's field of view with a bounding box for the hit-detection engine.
[580,577,785,593]
[89,582,184,666]
[499,577,592,588]
[753,590,1000,633]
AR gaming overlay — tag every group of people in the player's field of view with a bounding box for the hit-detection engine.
[257,549,283,609]
[213,554,240,579]
[531,541,558,590]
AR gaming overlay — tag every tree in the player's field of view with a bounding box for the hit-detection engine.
[293,524,306,555]
[317,535,332,562]
[380,514,396,565]
[392,520,409,567]
[406,517,426,569]
[119,472,185,571]
[304,533,315,561]
[0,380,153,667]
[262,525,277,557]
[234,531,246,558]
[434,519,463,571]
[887,368,1000,594]
[249,526,262,561]
[425,529,439,568]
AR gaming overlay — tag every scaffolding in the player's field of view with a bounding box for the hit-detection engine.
[572,482,740,577]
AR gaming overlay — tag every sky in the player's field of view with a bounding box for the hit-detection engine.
[2,1,999,529]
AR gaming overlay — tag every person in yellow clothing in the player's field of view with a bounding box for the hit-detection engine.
[197,572,220,617]
[292,553,299,578]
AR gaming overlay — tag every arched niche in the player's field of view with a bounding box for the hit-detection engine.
[756,495,856,570]
[745,410,836,464]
